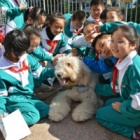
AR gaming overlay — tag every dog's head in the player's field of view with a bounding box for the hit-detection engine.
[54,55,93,87]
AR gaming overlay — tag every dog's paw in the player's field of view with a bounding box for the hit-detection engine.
[48,102,71,122]
[49,112,65,122]
[72,110,93,122]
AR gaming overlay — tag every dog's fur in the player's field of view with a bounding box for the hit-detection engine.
[49,55,102,122]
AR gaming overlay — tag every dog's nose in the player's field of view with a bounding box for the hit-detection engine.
[57,74,61,78]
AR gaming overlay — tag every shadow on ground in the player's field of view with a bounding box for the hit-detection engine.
[0,83,130,140]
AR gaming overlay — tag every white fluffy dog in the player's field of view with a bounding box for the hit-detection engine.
[49,55,102,122]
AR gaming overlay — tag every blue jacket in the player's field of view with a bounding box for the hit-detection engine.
[83,56,117,74]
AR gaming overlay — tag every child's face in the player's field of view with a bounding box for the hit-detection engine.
[83,24,98,43]
[90,5,104,19]
[38,15,46,29]
[110,29,136,61]
[27,34,41,53]
[107,11,122,22]
[50,18,65,36]
[95,35,113,58]
[72,18,86,30]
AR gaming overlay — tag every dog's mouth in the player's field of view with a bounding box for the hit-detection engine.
[58,77,72,86]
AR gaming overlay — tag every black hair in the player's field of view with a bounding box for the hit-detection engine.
[3,30,30,56]
[47,13,65,25]
[112,25,139,48]
[24,24,41,39]
[92,33,110,53]
[24,7,47,27]
[100,9,107,19]
[90,0,104,7]
[71,10,86,21]
[107,7,124,18]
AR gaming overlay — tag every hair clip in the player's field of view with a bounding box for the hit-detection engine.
[29,6,33,12]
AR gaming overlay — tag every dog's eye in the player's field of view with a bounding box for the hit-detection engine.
[67,63,71,67]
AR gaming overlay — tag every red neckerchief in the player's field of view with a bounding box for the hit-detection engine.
[95,19,101,24]
[112,60,119,94]
[46,40,58,53]
[9,61,29,73]
[95,51,99,60]
[0,33,4,43]
[74,29,82,34]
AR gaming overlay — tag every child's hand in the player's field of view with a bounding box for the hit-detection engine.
[71,48,78,56]
[52,54,64,63]
[19,3,27,10]
[93,25,100,33]
[112,102,121,112]
[85,31,100,43]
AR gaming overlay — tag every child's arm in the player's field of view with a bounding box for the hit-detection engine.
[0,79,8,114]
[118,66,140,116]
[57,34,72,55]
[0,2,27,17]
[31,46,53,62]
[128,22,140,35]
[83,57,117,74]
[94,21,140,35]
[97,21,124,33]
[28,55,55,81]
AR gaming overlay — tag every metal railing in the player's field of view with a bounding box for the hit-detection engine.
[0,0,139,26]
[27,0,139,22]
[0,9,6,26]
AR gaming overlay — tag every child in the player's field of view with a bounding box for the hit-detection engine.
[0,0,27,29]
[24,24,62,66]
[24,7,47,29]
[106,7,124,22]
[0,29,55,126]
[83,33,117,84]
[24,24,62,87]
[95,25,140,139]
[41,13,71,56]
[64,10,86,41]
[86,0,105,25]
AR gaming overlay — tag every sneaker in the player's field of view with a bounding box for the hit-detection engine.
[34,83,54,92]
[133,127,140,140]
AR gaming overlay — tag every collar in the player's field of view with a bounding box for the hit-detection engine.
[70,20,74,32]
[42,27,62,41]
[87,15,95,22]
[70,20,84,32]
[0,54,28,69]
[116,50,137,71]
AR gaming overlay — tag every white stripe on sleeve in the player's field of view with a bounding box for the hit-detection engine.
[131,93,140,110]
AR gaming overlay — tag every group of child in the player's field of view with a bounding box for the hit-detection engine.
[0,0,140,139]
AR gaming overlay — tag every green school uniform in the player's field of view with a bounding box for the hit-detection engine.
[96,51,140,138]
[0,54,55,125]
[64,13,73,38]
[100,21,140,35]
[0,0,27,29]
[28,45,53,62]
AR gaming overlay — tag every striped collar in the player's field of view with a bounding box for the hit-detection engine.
[116,50,137,71]
[0,54,28,69]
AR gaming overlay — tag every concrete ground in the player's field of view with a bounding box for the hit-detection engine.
[0,83,131,140]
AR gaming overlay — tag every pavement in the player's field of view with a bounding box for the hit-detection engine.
[0,83,130,140]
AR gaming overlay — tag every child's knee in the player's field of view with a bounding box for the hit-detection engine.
[96,108,103,121]
[23,110,40,126]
